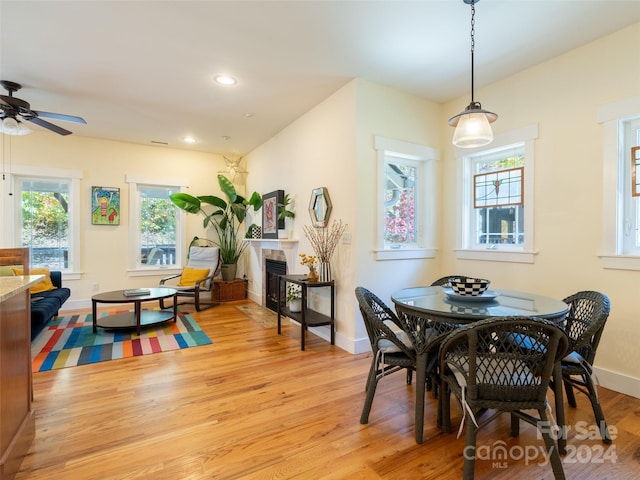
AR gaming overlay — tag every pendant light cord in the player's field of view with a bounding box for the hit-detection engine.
[470,0,476,104]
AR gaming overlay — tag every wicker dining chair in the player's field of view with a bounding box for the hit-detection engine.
[439,316,569,480]
[557,291,612,445]
[355,287,417,425]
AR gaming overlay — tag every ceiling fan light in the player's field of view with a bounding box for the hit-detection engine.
[1,117,32,136]
[451,110,494,148]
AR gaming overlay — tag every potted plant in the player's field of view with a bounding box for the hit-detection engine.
[170,174,262,281]
[286,282,302,313]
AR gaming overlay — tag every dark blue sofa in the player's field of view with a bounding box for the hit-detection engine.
[30,271,70,340]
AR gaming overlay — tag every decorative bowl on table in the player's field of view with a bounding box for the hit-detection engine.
[449,277,491,297]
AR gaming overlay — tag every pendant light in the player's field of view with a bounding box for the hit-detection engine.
[449,0,497,148]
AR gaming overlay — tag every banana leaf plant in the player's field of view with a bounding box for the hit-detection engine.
[170,175,262,264]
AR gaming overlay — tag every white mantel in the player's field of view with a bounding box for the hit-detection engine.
[248,239,300,269]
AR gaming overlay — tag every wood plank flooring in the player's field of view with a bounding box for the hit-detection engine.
[15,300,640,479]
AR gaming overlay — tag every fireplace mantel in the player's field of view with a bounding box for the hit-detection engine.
[248,239,301,307]
[248,239,299,269]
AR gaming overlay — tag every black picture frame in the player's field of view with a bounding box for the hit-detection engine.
[262,190,284,238]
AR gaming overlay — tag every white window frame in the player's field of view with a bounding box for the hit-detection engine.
[374,136,438,261]
[126,174,188,277]
[0,165,82,279]
[455,124,538,264]
[599,95,640,270]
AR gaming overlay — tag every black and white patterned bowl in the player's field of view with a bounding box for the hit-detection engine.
[450,277,490,297]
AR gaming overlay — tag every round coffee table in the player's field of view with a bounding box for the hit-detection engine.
[92,287,178,335]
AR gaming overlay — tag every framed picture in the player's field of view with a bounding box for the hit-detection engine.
[262,190,284,238]
[91,186,121,225]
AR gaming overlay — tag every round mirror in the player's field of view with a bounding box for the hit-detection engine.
[308,187,332,227]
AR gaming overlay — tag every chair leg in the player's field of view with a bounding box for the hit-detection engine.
[438,381,451,432]
[364,358,377,392]
[553,365,567,455]
[583,374,612,444]
[462,419,478,480]
[406,368,413,385]
[563,377,577,407]
[537,408,566,480]
[360,374,380,424]
[510,413,520,437]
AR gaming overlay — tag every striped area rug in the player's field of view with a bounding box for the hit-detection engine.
[32,311,212,372]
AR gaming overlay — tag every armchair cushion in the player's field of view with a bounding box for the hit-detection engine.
[177,267,211,287]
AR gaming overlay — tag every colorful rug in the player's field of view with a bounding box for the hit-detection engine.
[31,312,212,372]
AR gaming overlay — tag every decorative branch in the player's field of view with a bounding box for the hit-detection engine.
[303,219,347,263]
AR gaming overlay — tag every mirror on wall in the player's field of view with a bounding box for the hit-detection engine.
[308,187,332,227]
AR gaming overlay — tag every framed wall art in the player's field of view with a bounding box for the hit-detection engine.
[91,186,121,225]
[262,190,284,238]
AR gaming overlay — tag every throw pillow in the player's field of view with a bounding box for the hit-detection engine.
[12,267,56,294]
[177,267,210,286]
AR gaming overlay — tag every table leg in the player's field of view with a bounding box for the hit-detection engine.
[415,352,427,444]
[135,301,141,335]
[92,300,97,333]
[173,293,177,322]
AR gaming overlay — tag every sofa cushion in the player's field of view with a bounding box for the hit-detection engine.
[12,267,57,294]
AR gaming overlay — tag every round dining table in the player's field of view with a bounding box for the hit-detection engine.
[391,285,569,445]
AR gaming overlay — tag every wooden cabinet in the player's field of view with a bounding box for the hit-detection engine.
[277,274,335,350]
[0,248,36,480]
[213,278,248,302]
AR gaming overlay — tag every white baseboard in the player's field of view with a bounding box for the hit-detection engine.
[593,366,640,399]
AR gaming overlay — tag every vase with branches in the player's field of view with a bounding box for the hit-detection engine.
[303,219,347,282]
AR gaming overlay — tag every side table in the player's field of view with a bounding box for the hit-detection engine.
[213,278,248,302]
[277,274,335,350]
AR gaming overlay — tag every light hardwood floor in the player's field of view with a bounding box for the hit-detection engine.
[16,300,640,479]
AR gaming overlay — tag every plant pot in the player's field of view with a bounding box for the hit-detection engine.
[289,298,302,313]
[220,263,237,282]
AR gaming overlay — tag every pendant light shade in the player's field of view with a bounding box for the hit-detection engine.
[449,0,497,148]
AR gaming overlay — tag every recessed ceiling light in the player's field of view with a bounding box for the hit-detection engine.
[214,75,237,86]
[222,135,231,141]
[243,112,254,118]
[183,136,197,144]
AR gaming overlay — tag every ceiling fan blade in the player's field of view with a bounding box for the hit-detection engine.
[35,110,86,124]
[27,116,73,136]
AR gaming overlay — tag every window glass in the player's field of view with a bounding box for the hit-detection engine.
[19,178,71,269]
[384,158,418,247]
[469,148,525,248]
[138,185,178,267]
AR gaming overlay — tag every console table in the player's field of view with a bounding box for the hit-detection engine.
[276,274,335,350]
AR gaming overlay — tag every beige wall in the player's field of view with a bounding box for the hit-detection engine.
[0,134,226,307]
[246,79,443,352]
[1,22,638,395]
[439,23,640,396]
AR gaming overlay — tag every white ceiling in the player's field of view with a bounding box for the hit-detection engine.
[2,0,640,155]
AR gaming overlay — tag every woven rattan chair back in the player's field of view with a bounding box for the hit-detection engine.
[439,316,569,480]
[562,290,610,365]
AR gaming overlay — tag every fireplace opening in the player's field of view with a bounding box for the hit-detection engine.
[265,259,287,312]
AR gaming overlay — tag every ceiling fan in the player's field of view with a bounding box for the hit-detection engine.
[0,80,86,136]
